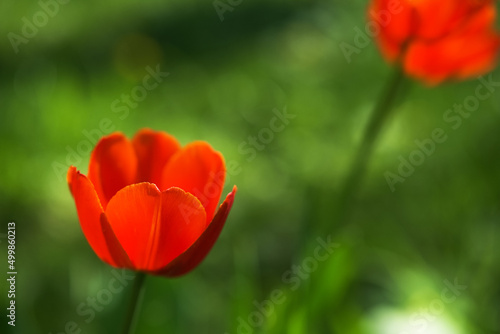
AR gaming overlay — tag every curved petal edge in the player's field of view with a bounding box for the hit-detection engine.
[153,185,237,277]
[67,166,133,268]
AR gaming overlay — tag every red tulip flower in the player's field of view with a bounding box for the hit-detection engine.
[369,0,500,85]
[67,129,236,277]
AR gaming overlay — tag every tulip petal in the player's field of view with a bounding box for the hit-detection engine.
[67,166,132,268]
[88,132,137,208]
[370,0,415,61]
[104,182,161,270]
[149,187,207,270]
[160,141,225,224]
[371,0,500,84]
[132,128,181,186]
[154,186,236,277]
[413,0,493,40]
[104,184,206,271]
[405,27,500,85]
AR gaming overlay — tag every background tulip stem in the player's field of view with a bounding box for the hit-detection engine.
[122,272,146,334]
[335,67,406,226]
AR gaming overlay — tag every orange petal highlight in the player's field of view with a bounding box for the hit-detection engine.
[104,184,206,271]
[105,182,161,270]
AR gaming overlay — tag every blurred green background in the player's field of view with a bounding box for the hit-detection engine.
[1,0,500,333]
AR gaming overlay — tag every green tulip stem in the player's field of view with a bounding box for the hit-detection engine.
[335,67,406,226]
[122,272,146,334]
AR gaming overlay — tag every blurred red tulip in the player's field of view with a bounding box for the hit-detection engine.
[67,129,236,277]
[369,0,500,85]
